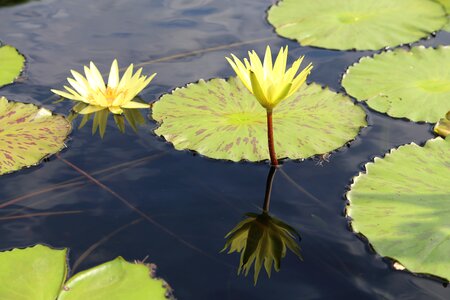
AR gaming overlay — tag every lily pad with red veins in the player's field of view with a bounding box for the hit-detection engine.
[0,97,71,175]
[151,77,367,162]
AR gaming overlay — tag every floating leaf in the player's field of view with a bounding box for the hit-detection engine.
[151,77,366,162]
[0,97,71,175]
[267,0,447,50]
[0,245,67,300]
[434,111,450,137]
[58,257,171,300]
[435,0,450,31]
[347,138,450,281]
[0,45,25,87]
[342,46,450,123]
[0,245,174,299]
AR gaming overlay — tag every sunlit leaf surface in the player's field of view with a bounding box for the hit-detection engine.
[347,138,450,281]
[342,46,450,123]
[267,0,447,50]
[0,245,67,300]
[435,0,450,31]
[58,257,171,300]
[0,45,25,87]
[152,77,366,162]
[0,97,71,175]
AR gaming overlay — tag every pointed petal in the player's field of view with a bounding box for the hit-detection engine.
[118,64,134,90]
[263,46,273,78]
[89,61,106,90]
[121,101,150,109]
[51,89,83,101]
[108,59,120,88]
[250,71,270,108]
[79,105,106,114]
[109,106,123,114]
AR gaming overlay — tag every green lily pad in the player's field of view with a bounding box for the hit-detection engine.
[0,45,25,87]
[0,245,174,299]
[435,0,450,31]
[151,77,367,162]
[0,97,71,175]
[58,257,170,300]
[434,111,450,137]
[342,46,450,123]
[267,0,447,50]
[0,245,68,300]
[347,138,450,281]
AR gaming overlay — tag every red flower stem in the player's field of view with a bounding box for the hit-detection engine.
[266,109,279,166]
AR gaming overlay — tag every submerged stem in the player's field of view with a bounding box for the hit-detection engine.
[266,109,279,166]
[262,166,277,213]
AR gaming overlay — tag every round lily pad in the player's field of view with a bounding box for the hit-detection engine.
[347,138,450,281]
[151,77,367,162]
[342,46,450,123]
[0,97,71,175]
[267,0,447,50]
[0,45,25,87]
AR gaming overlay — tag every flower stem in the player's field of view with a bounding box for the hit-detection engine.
[263,166,277,213]
[266,109,279,166]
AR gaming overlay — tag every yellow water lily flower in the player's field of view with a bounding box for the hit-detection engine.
[51,59,156,115]
[226,45,313,110]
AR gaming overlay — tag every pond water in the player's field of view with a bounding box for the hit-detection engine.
[0,0,449,299]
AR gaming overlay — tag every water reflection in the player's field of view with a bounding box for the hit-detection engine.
[222,166,302,284]
[66,99,147,137]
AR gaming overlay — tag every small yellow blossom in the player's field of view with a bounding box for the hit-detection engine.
[51,59,156,115]
[226,46,313,110]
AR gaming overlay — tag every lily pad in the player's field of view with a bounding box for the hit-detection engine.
[347,138,450,281]
[342,46,450,123]
[435,0,450,31]
[58,257,170,300]
[0,97,71,175]
[0,245,174,300]
[151,77,367,162]
[267,0,447,50]
[0,245,68,300]
[0,45,25,87]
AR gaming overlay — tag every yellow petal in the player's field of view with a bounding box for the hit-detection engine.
[273,46,288,80]
[108,59,119,88]
[89,61,106,91]
[284,56,304,83]
[226,56,252,92]
[250,71,270,108]
[79,105,106,114]
[51,89,83,101]
[121,101,150,109]
[67,77,88,97]
[263,46,273,78]
[118,64,134,90]
[109,106,123,114]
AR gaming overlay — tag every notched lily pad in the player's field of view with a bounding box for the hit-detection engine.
[151,77,367,162]
[347,138,450,281]
[267,0,447,50]
[342,46,450,123]
[0,44,25,87]
[0,245,174,300]
[0,97,71,175]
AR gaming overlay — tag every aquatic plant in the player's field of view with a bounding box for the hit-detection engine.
[0,97,71,175]
[434,111,450,137]
[0,44,25,87]
[52,59,155,137]
[0,244,174,299]
[226,46,312,165]
[347,137,450,282]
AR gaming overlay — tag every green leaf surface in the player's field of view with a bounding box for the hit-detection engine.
[0,45,25,87]
[434,0,450,31]
[152,77,366,162]
[347,138,450,281]
[267,0,447,50]
[0,97,71,175]
[0,245,68,300]
[58,257,169,300]
[342,46,450,123]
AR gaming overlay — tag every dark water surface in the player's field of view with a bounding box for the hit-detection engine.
[0,0,449,299]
